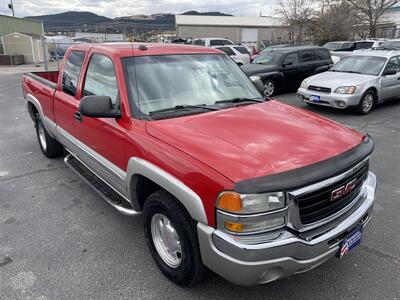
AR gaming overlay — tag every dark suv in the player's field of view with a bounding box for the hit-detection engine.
[242,46,333,96]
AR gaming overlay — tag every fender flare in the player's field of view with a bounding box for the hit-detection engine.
[25,93,56,138]
[126,157,208,224]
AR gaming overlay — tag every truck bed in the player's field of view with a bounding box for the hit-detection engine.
[24,71,59,89]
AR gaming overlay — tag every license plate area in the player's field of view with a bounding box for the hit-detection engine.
[309,95,321,103]
[339,226,363,258]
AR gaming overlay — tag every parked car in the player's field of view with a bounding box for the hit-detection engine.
[297,50,400,114]
[323,41,352,51]
[242,46,333,96]
[213,45,251,65]
[192,37,234,47]
[22,43,376,287]
[376,39,400,50]
[330,40,385,60]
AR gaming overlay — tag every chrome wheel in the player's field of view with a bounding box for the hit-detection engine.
[264,80,275,97]
[362,93,374,113]
[38,122,47,151]
[151,213,182,268]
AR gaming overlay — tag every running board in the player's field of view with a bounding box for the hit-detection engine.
[64,154,141,216]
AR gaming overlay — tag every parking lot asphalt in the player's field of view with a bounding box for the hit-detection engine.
[1,73,399,299]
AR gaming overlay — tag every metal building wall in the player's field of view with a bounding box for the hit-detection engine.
[0,15,43,38]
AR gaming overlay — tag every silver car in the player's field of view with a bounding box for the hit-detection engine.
[297,50,400,114]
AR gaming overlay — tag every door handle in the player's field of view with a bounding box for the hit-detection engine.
[74,111,83,123]
[397,77,400,80]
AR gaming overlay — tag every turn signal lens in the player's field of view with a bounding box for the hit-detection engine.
[224,221,244,233]
[217,192,242,212]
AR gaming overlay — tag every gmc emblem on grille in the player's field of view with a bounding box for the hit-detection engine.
[330,178,358,201]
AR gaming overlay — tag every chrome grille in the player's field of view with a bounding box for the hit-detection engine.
[295,162,369,225]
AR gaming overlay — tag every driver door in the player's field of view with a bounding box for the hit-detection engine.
[381,56,400,101]
[76,53,128,196]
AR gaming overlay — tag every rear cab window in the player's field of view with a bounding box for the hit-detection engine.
[62,51,85,96]
[82,54,119,105]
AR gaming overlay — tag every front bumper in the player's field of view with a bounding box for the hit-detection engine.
[198,172,376,286]
[297,87,362,109]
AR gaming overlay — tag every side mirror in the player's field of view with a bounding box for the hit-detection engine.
[282,61,293,67]
[251,78,265,95]
[383,68,397,76]
[79,96,121,118]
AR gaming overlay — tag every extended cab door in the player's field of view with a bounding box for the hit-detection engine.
[75,53,128,196]
[54,50,86,152]
[381,56,400,101]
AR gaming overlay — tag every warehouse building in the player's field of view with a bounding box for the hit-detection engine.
[0,15,45,64]
[175,15,289,48]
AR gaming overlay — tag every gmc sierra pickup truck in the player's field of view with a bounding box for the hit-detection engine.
[22,43,377,287]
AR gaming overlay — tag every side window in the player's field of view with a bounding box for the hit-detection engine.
[62,51,85,96]
[83,54,119,105]
[283,53,299,65]
[193,39,205,46]
[300,50,314,62]
[210,40,221,46]
[314,49,330,60]
[385,56,400,73]
[217,47,235,56]
[234,46,250,54]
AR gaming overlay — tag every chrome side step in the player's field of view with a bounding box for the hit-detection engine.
[64,153,141,216]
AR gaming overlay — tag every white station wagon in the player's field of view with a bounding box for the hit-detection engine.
[297,50,400,114]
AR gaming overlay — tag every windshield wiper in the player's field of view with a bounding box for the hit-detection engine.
[215,97,265,105]
[149,104,219,116]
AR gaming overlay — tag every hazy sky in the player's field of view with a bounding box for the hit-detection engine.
[0,0,278,18]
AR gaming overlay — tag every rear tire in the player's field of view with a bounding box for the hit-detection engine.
[143,190,206,286]
[357,90,376,115]
[35,114,63,158]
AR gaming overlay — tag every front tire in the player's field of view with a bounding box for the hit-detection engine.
[143,190,206,286]
[357,90,376,115]
[263,79,276,97]
[35,114,63,158]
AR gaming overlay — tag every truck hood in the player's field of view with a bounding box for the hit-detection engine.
[241,64,278,76]
[306,71,376,89]
[146,100,364,183]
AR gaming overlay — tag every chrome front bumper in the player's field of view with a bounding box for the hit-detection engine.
[297,87,362,109]
[198,172,376,286]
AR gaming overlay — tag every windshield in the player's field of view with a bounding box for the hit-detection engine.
[252,51,283,65]
[323,42,343,50]
[123,54,262,118]
[330,55,386,76]
[380,40,400,49]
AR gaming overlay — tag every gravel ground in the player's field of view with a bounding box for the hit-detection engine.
[1,73,399,299]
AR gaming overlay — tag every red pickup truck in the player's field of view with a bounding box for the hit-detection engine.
[22,43,377,286]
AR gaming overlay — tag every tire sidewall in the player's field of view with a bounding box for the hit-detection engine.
[143,191,202,286]
[358,90,376,115]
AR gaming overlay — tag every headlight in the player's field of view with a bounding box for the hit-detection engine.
[334,86,356,94]
[224,217,286,234]
[249,75,261,82]
[300,80,307,89]
[216,191,286,214]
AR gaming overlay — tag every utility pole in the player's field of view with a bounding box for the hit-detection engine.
[8,0,15,16]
